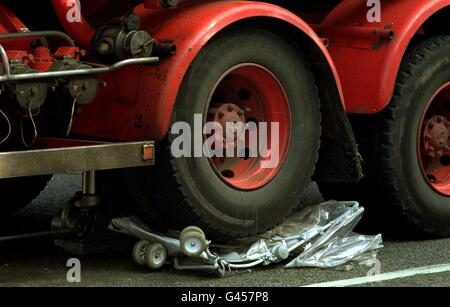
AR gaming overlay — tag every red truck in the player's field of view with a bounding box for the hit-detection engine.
[0,0,448,242]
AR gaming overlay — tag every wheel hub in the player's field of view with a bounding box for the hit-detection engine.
[419,82,450,196]
[423,115,450,158]
[205,64,292,190]
[211,103,246,149]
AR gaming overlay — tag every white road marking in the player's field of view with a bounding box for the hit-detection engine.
[303,263,450,287]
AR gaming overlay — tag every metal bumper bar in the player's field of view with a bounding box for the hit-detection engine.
[0,138,154,179]
[0,44,159,82]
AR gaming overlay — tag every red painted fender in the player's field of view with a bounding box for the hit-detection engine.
[72,0,344,141]
[318,0,450,114]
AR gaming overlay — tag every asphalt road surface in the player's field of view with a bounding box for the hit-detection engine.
[0,175,449,287]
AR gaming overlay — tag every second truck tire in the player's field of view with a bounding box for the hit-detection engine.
[320,36,450,238]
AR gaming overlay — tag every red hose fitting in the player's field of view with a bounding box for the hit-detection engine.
[30,47,53,71]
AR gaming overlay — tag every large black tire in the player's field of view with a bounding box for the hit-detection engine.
[321,36,450,238]
[0,176,51,216]
[124,27,322,240]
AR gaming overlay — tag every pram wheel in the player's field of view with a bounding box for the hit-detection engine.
[180,226,205,239]
[180,227,207,257]
[144,243,168,269]
[132,240,150,266]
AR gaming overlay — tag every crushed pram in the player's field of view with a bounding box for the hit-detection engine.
[109,201,383,277]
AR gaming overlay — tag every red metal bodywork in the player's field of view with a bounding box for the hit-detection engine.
[0,2,33,50]
[318,0,450,114]
[0,0,448,140]
[69,0,344,141]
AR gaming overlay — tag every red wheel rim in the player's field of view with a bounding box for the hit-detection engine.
[418,82,450,196]
[206,64,291,191]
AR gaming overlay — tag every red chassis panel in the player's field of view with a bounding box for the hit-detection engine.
[69,0,344,141]
[5,1,445,139]
[317,0,450,114]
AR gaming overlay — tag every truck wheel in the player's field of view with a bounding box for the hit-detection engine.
[0,176,51,215]
[125,27,321,240]
[365,36,450,237]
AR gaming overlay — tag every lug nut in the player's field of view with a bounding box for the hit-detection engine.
[218,111,224,119]
[227,105,234,112]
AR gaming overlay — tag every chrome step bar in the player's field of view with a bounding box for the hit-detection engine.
[0,138,154,179]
